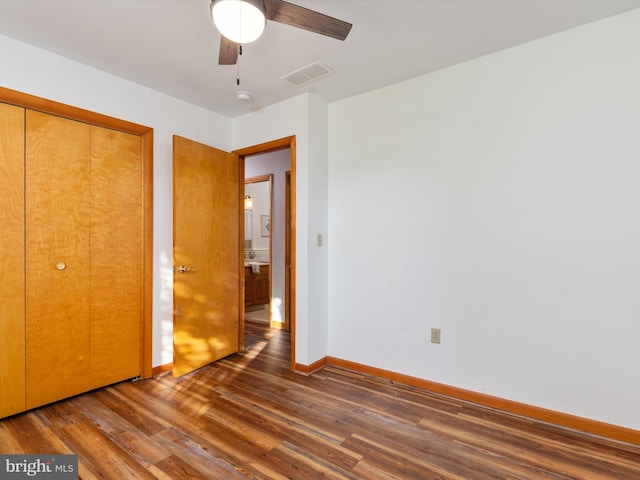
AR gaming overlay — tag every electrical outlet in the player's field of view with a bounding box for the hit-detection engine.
[431,328,441,344]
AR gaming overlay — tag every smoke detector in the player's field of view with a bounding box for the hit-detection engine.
[236,91,252,101]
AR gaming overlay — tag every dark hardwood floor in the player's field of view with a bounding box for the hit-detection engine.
[1,322,639,479]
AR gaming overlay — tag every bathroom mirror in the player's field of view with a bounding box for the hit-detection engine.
[244,179,270,261]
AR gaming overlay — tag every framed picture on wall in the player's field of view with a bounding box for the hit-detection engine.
[261,214,270,237]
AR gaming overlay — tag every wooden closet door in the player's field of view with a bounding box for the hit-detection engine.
[89,126,142,388]
[25,110,92,409]
[0,103,26,418]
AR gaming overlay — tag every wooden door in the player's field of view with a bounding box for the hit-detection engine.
[89,126,142,388]
[173,136,241,377]
[25,110,92,409]
[24,112,144,409]
[0,103,26,417]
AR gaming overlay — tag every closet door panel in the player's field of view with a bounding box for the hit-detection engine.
[0,103,26,417]
[25,111,91,409]
[89,127,143,387]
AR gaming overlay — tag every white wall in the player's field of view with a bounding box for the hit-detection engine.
[0,34,232,368]
[306,95,330,363]
[328,9,640,430]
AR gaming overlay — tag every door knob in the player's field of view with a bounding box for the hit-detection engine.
[56,262,66,271]
[177,265,196,274]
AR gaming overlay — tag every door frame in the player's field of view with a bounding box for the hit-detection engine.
[0,86,154,379]
[234,136,296,371]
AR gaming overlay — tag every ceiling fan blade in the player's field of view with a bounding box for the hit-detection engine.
[264,0,352,41]
[219,36,239,65]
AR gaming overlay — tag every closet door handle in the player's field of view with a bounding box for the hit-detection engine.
[55,262,66,271]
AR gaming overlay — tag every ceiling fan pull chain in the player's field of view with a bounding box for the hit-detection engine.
[235,43,243,85]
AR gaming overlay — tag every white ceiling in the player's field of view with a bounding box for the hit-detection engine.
[0,0,639,118]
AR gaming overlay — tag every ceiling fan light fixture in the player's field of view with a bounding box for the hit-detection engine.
[211,0,266,44]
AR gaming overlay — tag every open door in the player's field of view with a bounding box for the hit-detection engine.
[173,135,242,377]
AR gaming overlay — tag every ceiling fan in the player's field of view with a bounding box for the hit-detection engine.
[211,0,353,65]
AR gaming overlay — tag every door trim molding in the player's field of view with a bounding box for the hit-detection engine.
[234,136,296,371]
[0,86,154,379]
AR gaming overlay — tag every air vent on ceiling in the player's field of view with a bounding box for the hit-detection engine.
[281,62,335,87]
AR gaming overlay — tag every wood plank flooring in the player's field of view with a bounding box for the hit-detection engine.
[1,322,639,479]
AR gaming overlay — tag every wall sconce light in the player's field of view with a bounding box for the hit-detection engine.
[244,194,253,210]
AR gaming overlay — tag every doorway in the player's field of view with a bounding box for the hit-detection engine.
[244,175,272,325]
[235,136,296,370]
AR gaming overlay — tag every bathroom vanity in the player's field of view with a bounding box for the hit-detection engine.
[244,263,269,308]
